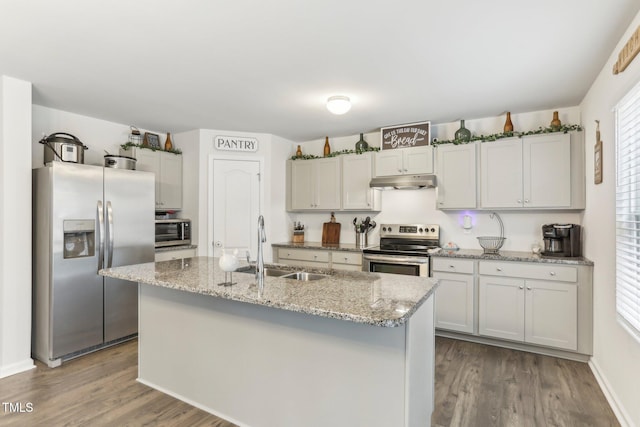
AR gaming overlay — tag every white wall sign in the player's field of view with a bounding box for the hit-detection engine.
[214,136,258,152]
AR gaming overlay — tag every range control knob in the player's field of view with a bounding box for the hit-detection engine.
[382,227,387,232]
[419,228,424,233]
[388,227,393,232]
[430,227,435,232]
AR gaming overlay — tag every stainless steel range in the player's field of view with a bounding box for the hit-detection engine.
[362,224,440,277]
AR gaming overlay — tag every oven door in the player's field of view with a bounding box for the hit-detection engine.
[363,253,430,277]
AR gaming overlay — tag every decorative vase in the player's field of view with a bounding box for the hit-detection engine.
[503,112,514,133]
[164,133,173,151]
[323,136,331,156]
[296,145,302,157]
[355,133,369,151]
[550,111,562,131]
[455,120,471,142]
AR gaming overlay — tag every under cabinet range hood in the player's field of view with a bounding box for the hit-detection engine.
[369,174,437,190]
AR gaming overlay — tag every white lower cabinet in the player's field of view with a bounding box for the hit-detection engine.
[432,258,475,334]
[277,248,330,268]
[478,261,578,351]
[331,252,363,271]
[433,256,591,358]
[274,247,362,271]
[155,247,197,262]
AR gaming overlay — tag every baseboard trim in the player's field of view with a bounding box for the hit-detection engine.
[136,377,247,427]
[0,358,35,379]
[589,357,633,427]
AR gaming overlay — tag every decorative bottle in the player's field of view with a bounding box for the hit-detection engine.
[454,120,471,142]
[323,136,331,156]
[355,133,369,151]
[550,111,562,131]
[296,145,302,157]
[164,133,173,151]
[503,112,514,133]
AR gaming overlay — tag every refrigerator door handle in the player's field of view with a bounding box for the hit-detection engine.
[97,200,104,272]
[107,201,114,268]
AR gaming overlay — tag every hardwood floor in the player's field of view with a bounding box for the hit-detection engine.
[0,340,235,427]
[0,337,619,426]
[433,337,620,427]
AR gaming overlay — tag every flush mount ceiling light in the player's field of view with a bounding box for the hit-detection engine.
[326,96,351,115]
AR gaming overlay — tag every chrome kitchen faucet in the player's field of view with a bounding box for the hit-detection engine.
[257,215,266,292]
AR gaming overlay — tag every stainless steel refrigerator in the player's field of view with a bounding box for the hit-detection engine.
[32,162,154,367]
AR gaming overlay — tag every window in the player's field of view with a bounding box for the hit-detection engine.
[616,80,640,342]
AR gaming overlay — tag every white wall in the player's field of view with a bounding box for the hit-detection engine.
[0,76,35,378]
[32,105,170,169]
[291,107,582,251]
[580,11,640,427]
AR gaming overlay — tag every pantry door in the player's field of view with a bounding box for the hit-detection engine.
[211,159,261,258]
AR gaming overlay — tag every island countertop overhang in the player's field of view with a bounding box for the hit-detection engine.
[99,256,438,327]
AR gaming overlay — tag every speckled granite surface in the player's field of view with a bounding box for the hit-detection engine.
[100,256,437,327]
[431,248,594,266]
[272,242,370,252]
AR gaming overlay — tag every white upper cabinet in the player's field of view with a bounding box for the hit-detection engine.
[158,151,183,210]
[121,147,183,210]
[342,153,380,211]
[480,132,583,209]
[436,142,477,209]
[374,146,433,177]
[289,157,341,211]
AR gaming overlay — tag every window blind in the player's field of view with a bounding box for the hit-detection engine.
[616,80,640,341]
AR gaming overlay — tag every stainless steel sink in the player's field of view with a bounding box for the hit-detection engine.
[280,272,327,281]
[236,266,291,277]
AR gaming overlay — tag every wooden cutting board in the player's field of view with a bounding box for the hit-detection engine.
[322,222,341,245]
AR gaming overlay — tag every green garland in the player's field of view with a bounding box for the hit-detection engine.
[431,124,583,146]
[120,142,182,155]
[291,146,379,161]
[290,125,583,160]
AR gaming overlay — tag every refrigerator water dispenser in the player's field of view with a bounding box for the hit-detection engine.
[63,219,95,259]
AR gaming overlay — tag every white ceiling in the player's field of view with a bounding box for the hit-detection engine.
[1,1,638,142]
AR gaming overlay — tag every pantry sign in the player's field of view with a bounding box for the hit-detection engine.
[380,121,430,150]
[214,135,258,152]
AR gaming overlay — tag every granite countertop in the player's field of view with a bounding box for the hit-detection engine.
[430,248,594,266]
[272,242,370,252]
[155,244,198,253]
[99,256,438,328]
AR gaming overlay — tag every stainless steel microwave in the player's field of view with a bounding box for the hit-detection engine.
[155,219,191,248]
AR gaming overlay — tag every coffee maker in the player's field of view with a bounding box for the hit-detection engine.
[541,224,581,257]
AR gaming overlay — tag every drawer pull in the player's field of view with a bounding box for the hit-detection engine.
[344,257,348,262]
[496,268,503,272]
[449,265,455,268]
[549,271,556,276]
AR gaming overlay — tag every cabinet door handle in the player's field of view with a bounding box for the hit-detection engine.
[527,286,532,290]
[519,286,524,290]
[403,168,408,172]
[517,199,522,204]
[397,168,403,173]
[524,199,530,203]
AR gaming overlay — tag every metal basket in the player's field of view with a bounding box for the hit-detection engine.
[477,236,506,254]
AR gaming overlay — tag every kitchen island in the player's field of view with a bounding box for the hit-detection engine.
[100,257,438,427]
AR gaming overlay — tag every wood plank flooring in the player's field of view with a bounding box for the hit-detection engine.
[433,337,620,427]
[0,337,619,426]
